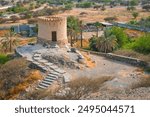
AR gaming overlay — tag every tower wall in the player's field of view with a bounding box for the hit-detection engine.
[38,16,68,46]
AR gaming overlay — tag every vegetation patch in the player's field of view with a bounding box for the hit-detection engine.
[0,54,10,64]
[131,75,150,89]
[0,58,28,99]
[26,76,113,100]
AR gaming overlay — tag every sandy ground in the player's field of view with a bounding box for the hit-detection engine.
[58,6,150,23]
[0,6,149,27]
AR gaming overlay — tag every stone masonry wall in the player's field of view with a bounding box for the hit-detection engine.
[79,49,150,68]
[38,16,68,46]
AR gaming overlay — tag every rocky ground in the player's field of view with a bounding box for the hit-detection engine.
[67,54,150,100]
[16,44,150,100]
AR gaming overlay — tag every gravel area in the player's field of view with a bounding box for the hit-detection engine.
[67,54,150,100]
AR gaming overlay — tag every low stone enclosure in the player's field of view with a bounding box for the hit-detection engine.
[79,49,150,69]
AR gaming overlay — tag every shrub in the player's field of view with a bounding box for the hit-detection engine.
[76,2,93,8]
[0,54,10,64]
[64,76,113,99]
[26,76,113,100]
[64,3,74,10]
[0,58,28,99]
[127,6,136,11]
[131,75,150,89]
[104,16,117,22]
[89,36,98,51]
[129,20,138,25]
[132,12,139,19]
[132,34,150,54]
[7,5,28,13]
[110,27,129,48]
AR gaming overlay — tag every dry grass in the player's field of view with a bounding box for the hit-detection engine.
[74,39,89,48]
[81,52,95,68]
[131,75,150,89]
[125,29,145,38]
[0,30,9,37]
[18,37,37,46]
[0,58,42,99]
[26,76,113,100]
[58,7,150,23]
[7,70,43,99]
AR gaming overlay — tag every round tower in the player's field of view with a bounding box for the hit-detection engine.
[38,16,68,47]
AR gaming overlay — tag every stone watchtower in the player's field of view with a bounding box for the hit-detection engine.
[38,16,68,47]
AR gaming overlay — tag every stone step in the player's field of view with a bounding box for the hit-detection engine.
[46,76,57,80]
[41,80,53,85]
[37,85,47,89]
[49,71,60,76]
[47,74,58,78]
[49,65,59,70]
[44,78,55,82]
[38,82,50,88]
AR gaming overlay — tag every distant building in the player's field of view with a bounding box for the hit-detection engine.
[38,16,68,47]
[12,24,37,37]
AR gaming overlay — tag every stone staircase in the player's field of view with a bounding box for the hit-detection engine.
[31,52,67,90]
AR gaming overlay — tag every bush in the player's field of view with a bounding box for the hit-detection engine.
[26,76,113,100]
[129,20,138,25]
[104,16,117,22]
[0,54,10,64]
[0,58,28,99]
[89,36,98,51]
[76,2,93,8]
[64,3,74,10]
[7,5,28,13]
[132,75,150,89]
[110,27,129,48]
[132,34,150,54]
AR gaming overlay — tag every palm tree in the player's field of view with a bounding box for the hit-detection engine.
[94,22,102,37]
[67,16,80,47]
[96,30,118,53]
[0,30,18,53]
[79,20,84,48]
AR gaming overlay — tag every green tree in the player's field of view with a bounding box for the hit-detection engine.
[79,20,84,48]
[94,22,102,37]
[67,16,80,47]
[130,0,139,6]
[110,27,129,48]
[96,29,117,53]
[0,30,18,53]
[132,12,139,19]
[89,36,98,51]
[132,34,150,54]
[65,3,74,10]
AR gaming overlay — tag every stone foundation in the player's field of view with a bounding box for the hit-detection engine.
[37,37,68,47]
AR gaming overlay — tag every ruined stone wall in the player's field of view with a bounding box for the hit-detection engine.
[38,16,68,46]
[79,49,150,68]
